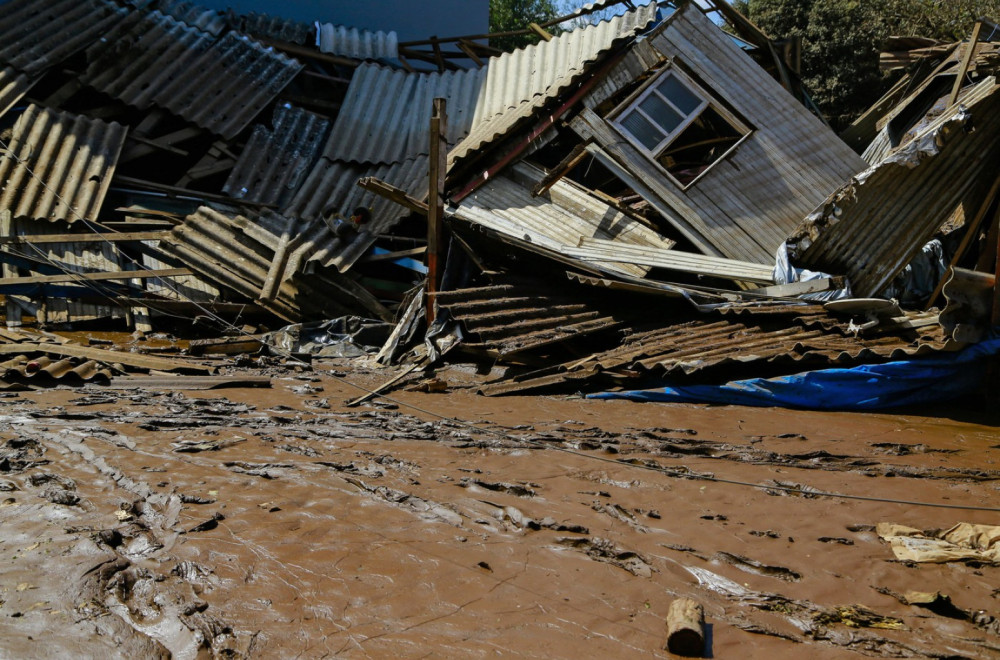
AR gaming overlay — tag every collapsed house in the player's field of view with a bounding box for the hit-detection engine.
[0,0,996,405]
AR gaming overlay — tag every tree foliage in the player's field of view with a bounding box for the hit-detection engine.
[733,0,1000,127]
[490,0,562,51]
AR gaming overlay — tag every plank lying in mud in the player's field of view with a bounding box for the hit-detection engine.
[0,343,213,374]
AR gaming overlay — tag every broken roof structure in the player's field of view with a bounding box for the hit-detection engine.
[0,0,996,406]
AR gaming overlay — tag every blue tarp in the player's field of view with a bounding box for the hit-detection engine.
[589,338,1000,411]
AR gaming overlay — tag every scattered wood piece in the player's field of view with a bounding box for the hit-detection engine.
[0,343,212,374]
[188,336,264,356]
[949,22,983,107]
[666,598,705,657]
[346,362,423,407]
[111,376,271,389]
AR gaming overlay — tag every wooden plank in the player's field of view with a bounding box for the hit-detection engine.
[0,268,191,286]
[949,22,983,107]
[0,232,168,245]
[111,375,271,389]
[528,22,553,41]
[532,140,592,197]
[427,97,447,323]
[0,342,212,373]
[360,247,428,263]
[357,177,429,215]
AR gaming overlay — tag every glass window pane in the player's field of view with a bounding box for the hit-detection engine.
[619,110,663,151]
[657,74,702,115]
[639,93,683,134]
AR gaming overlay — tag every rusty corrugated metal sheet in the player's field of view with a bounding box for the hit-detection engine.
[317,23,398,60]
[480,309,953,396]
[0,105,127,223]
[435,283,624,358]
[223,104,330,207]
[0,66,35,119]
[0,0,128,74]
[82,10,303,139]
[0,355,112,386]
[790,83,1000,298]
[449,2,659,167]
[324,63,485,165]
[449,162,675,279]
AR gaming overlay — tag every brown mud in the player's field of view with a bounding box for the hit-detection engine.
[0,356,998,658]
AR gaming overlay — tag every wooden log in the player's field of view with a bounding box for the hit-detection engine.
[665,598,704,657]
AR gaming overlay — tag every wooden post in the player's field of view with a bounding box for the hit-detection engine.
[427,98,447,324]
[665,598,705,657]
[949,22,983,107]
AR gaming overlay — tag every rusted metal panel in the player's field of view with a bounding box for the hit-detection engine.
[480,308,952,396]
[325,63,485,165]
[0,0,128,75]
[790,84,1000,298]
[0,105,127,224]
[223,104,331,208]
[449,2,659,167]
[0,355,112,386]
[448,162,674,279]
[83,11,303,139]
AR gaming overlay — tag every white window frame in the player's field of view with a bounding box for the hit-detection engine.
[610,66,751,189]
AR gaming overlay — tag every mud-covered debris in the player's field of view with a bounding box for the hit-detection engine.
[715,551,801,582]
[818,537,854,545]
[345,477,462,527]
[556,536,653,577]
[172,437,246,453]
[42,487,80,506]
[749,529,778,538]
[290,384,323,395]
[813,605,904,630]
[224,461,293,479]
[761,480,823,498]
[592,501,648,532]
[460,478,536,497]
[0,479,18,491]
[97,529,124,547]
[187,512,225,533]
[304,398,331,409]
[179,494,216,504]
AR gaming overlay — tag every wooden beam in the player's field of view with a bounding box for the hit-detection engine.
[0,267,191,286]
[456,40,484,66]
[532,140,592,197]
[360,247,428,263]
[0,232,168,245]
[357,177,428,215]
[528,22,553,41]
[949,22,983,107]
[427,97,447,323]
[926,172,1000,309]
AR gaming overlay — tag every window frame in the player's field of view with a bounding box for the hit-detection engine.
[608,64,752,190]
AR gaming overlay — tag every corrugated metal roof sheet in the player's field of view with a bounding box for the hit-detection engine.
[157,0,227,35]
[791,83,1000,298]
[0,0,128,75]
[82,10,303,139]
[480,308,952,396]
[282,156,429,272]
[0,105,127,223]
[448,162,675,279]
[449,2,659,166]
[0,67,35,118]
[0,355,112,386]
[163,205,391,322]
[236,11,313,45]
[324,63,485,165]
[317,23,398,60]
[223,104,331,208]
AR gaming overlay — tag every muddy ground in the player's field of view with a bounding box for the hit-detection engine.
[0,353,998,659]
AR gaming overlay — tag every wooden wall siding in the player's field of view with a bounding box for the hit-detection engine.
[575,4,867,264]
[582,39,663,112]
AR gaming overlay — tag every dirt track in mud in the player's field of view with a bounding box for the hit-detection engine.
[0,360,998,659]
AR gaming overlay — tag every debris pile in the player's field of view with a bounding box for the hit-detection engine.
[0,0,997,406]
